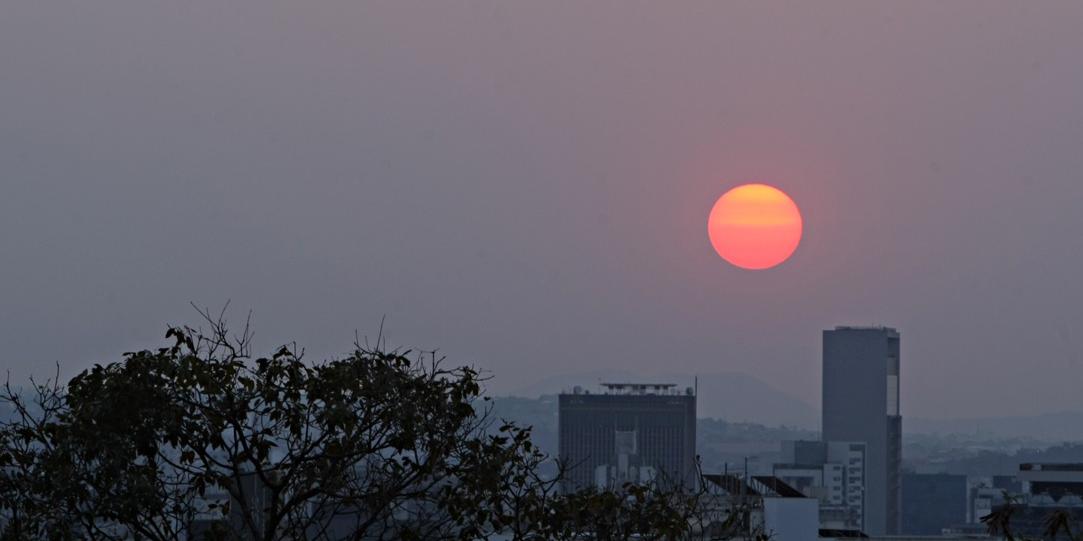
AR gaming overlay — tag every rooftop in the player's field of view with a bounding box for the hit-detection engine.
[703,474,807,498]
[600,382,676,390]
[1021,463,1083,472]
[832,325,899,333]
[563,382,694,396]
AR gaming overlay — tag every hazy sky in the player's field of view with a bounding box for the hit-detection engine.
[3,2,1083,419]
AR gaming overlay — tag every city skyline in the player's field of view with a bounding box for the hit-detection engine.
[6,2,1083,539]
[5,2,1083,422]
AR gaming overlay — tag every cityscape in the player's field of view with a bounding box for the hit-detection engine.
[4,2,1083,540]
[544,325,1083,540]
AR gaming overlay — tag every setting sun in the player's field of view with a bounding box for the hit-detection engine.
[708,183,803,270]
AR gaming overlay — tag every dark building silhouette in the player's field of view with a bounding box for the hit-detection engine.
[901,473,967,535]
[822,326,902,535]
[559,383,696,492]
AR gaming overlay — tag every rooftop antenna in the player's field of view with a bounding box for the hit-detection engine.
[694,375,698,396]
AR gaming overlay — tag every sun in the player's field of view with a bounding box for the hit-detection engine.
[707,183,803,270]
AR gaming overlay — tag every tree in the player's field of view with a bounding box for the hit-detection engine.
[0,313,712,540]
[980,494,1018,541]
[1044,509,1077,541]
[981,492,1082,541]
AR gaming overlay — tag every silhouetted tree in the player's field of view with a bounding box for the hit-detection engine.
[0,311,713,541]
[981,494,1019,541]
[982,492,1083,541]
[543,481,711,541]
[1044,509,1077,541]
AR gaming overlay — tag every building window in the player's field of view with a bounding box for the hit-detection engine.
[886,374,899,415]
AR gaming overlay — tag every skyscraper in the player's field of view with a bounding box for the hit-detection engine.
[822,326,901,535]
[558,383,697,493]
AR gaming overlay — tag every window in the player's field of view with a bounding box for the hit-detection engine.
[886,374,899,415]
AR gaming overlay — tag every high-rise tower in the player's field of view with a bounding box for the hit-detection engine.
[822,326,901,535]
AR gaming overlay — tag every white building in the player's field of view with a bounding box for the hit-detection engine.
[700,474,819,541]
[773,440,866,531]
[592,426,658,487]
[762,497,820,541]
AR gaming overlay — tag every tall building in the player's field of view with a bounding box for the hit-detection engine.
[822,326,901,535]
[773,440,867,531]
[558,383,696,492]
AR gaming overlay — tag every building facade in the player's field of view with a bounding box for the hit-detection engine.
[900,473,967,535]
[822,326,902,535]
[969,475,1021,525]
[1018,463,1083,500]
[981,464,1083,541]
[701,474,819,541]
[774,440,867,531]
[558,383,697,492]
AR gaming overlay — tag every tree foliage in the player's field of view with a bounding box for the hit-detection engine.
[981,492,1083,541]
[0,314,712,540]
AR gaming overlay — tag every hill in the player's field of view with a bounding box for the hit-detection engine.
[506,370,819,429]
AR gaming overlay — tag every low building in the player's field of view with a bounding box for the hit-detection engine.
[1018,463,1083,500]
[773,440,866,531]
[699,474,819,541]
[982,464,1083,541]
[969,475,1021,524]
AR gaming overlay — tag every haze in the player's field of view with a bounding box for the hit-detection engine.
[3,2,1083,420]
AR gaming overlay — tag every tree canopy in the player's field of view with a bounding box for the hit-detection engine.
[0,315,709,540]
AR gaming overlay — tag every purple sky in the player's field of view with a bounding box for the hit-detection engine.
[3,2,1083,419]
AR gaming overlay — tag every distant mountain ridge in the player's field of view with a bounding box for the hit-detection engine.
[907,411,1083,442]
[504,371,1083,442]
[504,370,820,429]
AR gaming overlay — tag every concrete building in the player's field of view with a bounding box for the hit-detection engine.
[701,474,820,541]
[969,475,1021,524]
[773,440,867,531]
[900,473,967,535]
[981,464,1083,540]
[1018,463,1083,500]
[559,382,696,492]
[822,326,902,535]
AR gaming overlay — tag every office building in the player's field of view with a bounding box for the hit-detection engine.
[1018,463,1083,500]
[773,440,866,531]
[980,464,1083,540]
[559,383,696,492]
[969,475,1021,524]
[822,326,902,535]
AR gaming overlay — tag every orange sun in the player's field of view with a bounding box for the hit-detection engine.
[708,183,803,270]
